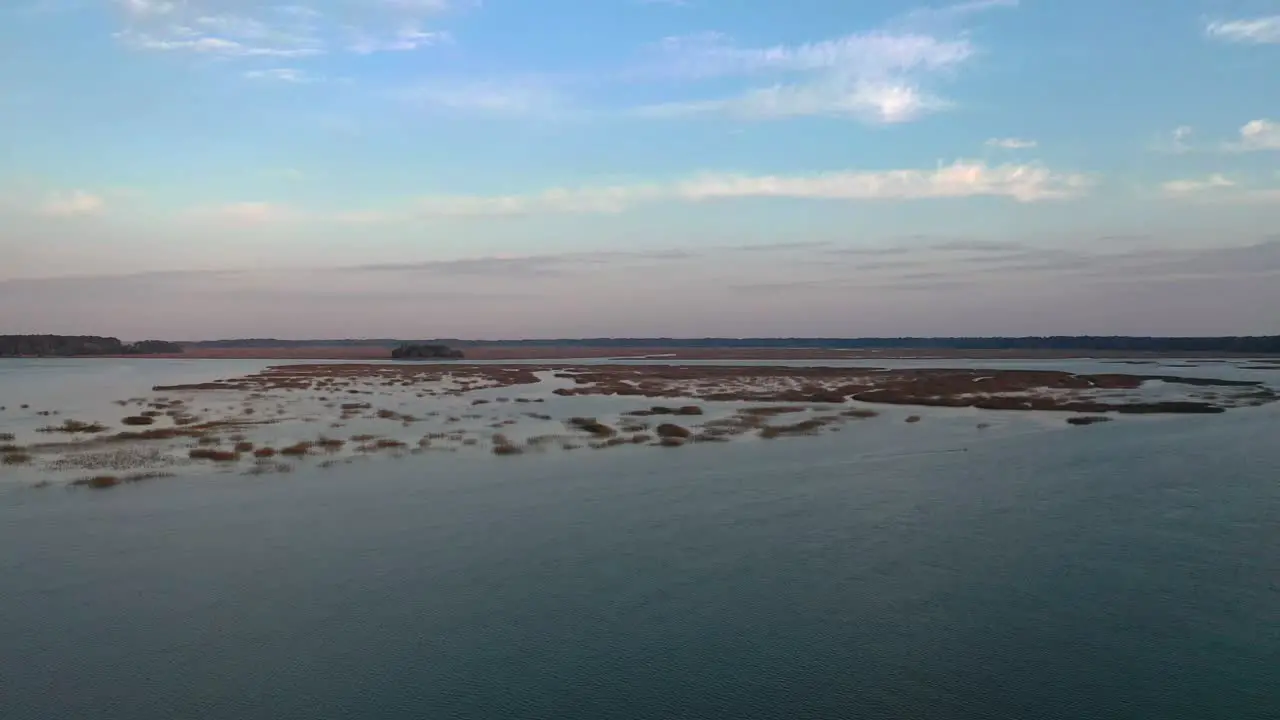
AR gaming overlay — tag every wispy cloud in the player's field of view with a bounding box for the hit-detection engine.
[193,202,297,223]
[356,249,697,275]
[639,78,946,124]
[1160,174,1235,198]
[112,0,468,61]
[409,160,1090,217]
[1206,16,1280,44]
[634,0,1014,124]
[1154,124,1195,154]
[120,0,174,16]
[986,137,1037,149]
[36,190,105,217]
[348,24,450,54]
[244,67,319,83]
[1157,173,1280,203]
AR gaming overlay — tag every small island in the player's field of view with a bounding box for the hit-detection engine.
[390,343,465,360]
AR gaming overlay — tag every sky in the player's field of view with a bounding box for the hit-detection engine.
[1,0,1278,339]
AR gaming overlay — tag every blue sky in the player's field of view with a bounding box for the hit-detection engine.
[1,0,1278,338]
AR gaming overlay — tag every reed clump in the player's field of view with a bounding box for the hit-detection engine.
[566,417,617,438]
[189,448,240,462]
[37,419,107,434]
[2,451,33,465]
[655,423,692,439]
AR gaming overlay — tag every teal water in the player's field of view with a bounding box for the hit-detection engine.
[2,361,1279,719]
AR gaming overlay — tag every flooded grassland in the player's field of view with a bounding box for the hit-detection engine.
[1,360,1275,491]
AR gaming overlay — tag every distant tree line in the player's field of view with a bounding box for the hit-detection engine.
[0,335,183,357]
[390,343,464,360]
[183,336,1280,354]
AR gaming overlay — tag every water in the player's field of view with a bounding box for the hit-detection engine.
[2,359,1278,719]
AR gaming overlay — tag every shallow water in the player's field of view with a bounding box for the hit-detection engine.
[2,359,1278,719]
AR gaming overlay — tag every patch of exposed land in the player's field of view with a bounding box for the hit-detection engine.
[544,365,1273,413]
[2,362,1274,491]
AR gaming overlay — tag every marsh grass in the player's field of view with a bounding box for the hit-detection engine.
[37,419,107,434]
[189,448,240,462]
[73,475,121,489]
[316,436,345,452]
[280,442,314,457]
[655,423,692,439]
[759,418,835,439]
[567,417,617,437]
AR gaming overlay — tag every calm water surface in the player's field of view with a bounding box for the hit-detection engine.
[2,359,1278,719]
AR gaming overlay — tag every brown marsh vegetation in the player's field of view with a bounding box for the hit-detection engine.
[3,451,33,465]
[189,448,240,462]
[566,417,617,438]
[38,419,108,434]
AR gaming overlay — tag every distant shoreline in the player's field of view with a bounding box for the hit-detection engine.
[52,346,1280,361]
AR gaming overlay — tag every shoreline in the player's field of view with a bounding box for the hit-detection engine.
[8,346,1280,361]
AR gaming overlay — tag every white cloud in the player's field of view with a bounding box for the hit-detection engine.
[349,24,450,54]
[1160,174,1235,197]
[640,78,943,123]
[1150,125,1194,154]
[412,160,1090,216]
[1232,119,1280,151]
[244,67,317,83]
[37,190,105,217]
[650,29,974,79]
[204,202,295,223]
[636,1,1013,123]
[986,137,1037,149]
[120,0,174,16]
[1158,174,1280,204]
[113,0,466,60]
[1206,16,1280,44]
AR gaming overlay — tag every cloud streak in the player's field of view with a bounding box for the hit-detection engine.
[112,0,467,61]
[1206,16,1280,44]
[410,161,1090,216]
[37,191,105,217]
[986,137,1037,149]
[635,1,1014,124]
[1160,174,1235,197]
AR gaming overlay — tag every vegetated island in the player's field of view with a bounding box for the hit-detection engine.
[150,363,1277,415]
[390,343,464,360]
[0,335,182,357]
